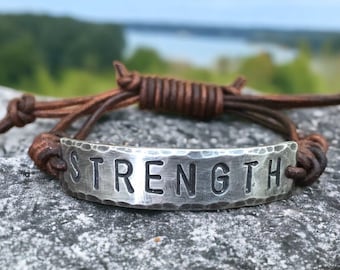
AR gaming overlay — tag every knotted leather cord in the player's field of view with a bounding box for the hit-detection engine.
[0,61,336,186]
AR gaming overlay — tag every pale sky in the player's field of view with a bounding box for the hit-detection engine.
[1,0,340,31]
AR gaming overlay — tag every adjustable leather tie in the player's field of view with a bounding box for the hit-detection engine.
[0,61,338,210]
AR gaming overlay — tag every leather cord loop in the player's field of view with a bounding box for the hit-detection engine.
[0,94,36,133]
[114,61,243,119]
[28,132,67,178]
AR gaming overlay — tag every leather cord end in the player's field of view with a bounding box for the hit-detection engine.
[28,132,67,178]
[0,94,36,133]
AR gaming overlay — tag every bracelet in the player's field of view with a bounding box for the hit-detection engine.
[0,61,337,210]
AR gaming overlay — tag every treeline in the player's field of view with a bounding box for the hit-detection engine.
[0,14,125,87]
[0,14,335,96]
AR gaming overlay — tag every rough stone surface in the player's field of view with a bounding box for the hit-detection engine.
[0,86,339,270]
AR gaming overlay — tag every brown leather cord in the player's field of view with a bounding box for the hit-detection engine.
[26,93,140,178]
[222,101,329,186]
[224,94,340,109]
[0,61,336,187]
[74,91,138,140]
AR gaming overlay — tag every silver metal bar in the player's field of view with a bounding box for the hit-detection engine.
[60,138,297,210]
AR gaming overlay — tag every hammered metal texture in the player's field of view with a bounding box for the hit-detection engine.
[60,138,297,210]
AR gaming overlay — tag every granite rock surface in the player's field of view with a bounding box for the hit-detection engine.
[0,86,339,270]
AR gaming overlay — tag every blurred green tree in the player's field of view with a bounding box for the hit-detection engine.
[0,34,40,86]
[238,53,277,92]
[273,44,321,93]
[215,57,230,75]
[0,14,125,79]
[126,47,168,73]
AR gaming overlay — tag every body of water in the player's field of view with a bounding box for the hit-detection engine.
[125,30,297,67]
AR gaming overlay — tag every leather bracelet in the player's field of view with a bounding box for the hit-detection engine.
[0,61,337,210]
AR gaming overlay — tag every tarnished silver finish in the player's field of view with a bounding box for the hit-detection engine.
[60,138,297,210]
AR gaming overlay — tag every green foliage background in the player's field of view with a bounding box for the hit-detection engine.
[0,14,338,97]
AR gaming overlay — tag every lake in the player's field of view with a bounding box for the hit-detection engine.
[124,30,297,67]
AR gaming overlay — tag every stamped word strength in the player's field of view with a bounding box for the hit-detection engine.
[60,138,298,209]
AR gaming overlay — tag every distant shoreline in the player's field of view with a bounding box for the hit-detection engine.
[124,29,297,67]
[123,22,340,52]
[124,21,340,36]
